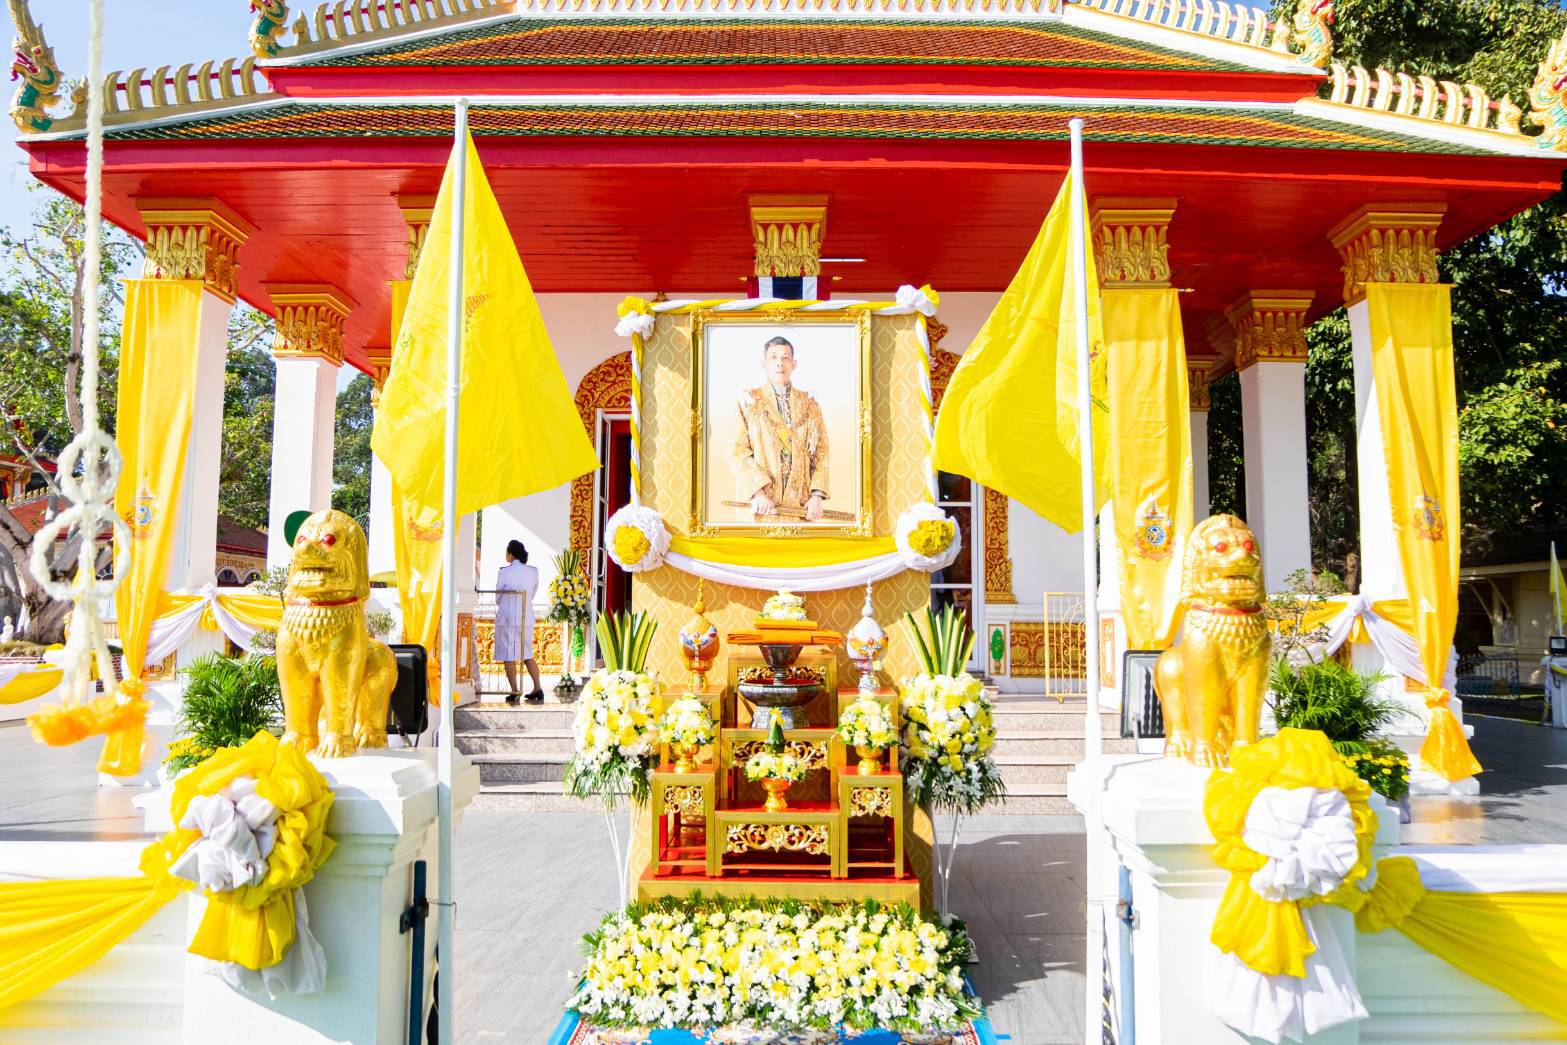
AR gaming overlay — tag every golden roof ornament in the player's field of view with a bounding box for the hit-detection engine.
[7,0,62,134]
[1527,23,1567,152]
[249,0,290,59]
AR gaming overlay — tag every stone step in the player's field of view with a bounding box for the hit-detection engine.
[453,703,579,732]
[994,756,1074,789]
[468,782,608,813]
[992,733,1139,757]
[470,752,570,785]
[455,729,575,756]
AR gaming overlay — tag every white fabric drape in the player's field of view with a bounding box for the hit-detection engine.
[1209,785,1368,1044]
[139,585,266,669]
[1394,845,1567,893]
[662,549,908,593]
[1308,595,1457,689]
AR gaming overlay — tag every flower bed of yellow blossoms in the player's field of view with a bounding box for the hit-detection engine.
[570,897,980,1033]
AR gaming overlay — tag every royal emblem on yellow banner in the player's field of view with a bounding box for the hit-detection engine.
[130,486,157,540]
[1132,499,1174,561]
[407,518,442,543]
[1412,493,1445,542]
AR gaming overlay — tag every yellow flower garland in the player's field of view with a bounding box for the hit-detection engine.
[612,525,652,568]
[908,519,955,558]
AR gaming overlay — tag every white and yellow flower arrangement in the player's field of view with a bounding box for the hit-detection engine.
[895,501,963,573]
[744,711,808,811]
[545,548,591,628]
[900,605,1004,916]
[603,503,670,573]
[658,695,715,773]
[563,611,661,907]
[836,696,897,775]
[569,897,981,1037]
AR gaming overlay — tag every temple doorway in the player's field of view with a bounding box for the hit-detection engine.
[591,413,633,630]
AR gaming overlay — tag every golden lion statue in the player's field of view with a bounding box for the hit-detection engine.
[277,509,397,758]
[1153,514,1270,769]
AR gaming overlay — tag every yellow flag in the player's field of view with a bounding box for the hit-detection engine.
[932,171,1106,532]
[1367,283,1480,780]
[372,132,598,514]
[1551,542,1565,633]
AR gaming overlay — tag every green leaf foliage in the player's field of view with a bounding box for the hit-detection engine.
[904,605,975,676]
[167,653,282,773]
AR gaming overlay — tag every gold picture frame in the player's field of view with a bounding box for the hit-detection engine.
[690,309,874,538]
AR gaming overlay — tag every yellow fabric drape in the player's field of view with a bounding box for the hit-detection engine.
[372,131,597,517]
[1356,856,1567,1026]
[1104,287,1192,649]
[0,666,64,705]
[101,279,208,776]
[932,171,1107,532]
[212,594,284,632]
[1205,728,1377,977]
[0,733,334,1016]
[1366,284,1481,781]
[1278,596,1418,647]
[387,279,445,705]
[668,534,898,569]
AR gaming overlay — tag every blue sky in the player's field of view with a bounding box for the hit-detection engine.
[3,1,246,235]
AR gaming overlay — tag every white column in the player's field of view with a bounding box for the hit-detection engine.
[1190,410,1210,520]
[366,353,395,581]
[1347,300,1405,600]
[265,355,339,567]
[1229,292,1314,589]
[163,290,235,593]
[262,286,355,568]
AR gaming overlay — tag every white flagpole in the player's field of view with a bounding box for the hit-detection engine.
[1068,117,1107,1045]
[436,97,469,1045]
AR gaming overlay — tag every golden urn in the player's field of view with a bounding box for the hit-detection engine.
[677,581,721,691]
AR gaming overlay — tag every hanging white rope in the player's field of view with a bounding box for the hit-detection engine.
[27,0,131,708]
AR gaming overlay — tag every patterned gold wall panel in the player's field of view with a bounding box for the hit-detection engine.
[1010,620,1048,679]
[634,312,932,688]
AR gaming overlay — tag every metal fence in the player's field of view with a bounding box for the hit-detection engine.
[470,589,575,698]
[1455,653,1523,696]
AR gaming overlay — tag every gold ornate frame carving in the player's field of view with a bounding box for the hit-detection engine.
[688,310,874,539]
[568,353,633,559]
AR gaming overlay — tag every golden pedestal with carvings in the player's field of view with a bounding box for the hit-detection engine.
[651,764,717,877]
[836,772,905,879]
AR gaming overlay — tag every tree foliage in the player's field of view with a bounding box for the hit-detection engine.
[218,306,277,532]
[1222,0,1567,578]
[333,373,374,530]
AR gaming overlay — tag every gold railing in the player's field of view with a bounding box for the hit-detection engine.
[1042,592,1089,700]
[51,56,274,134]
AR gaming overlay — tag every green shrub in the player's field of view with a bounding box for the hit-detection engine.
[1269,659,1408,802]
[165,654,282,773]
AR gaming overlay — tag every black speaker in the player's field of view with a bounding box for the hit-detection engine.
[388,643,430,738]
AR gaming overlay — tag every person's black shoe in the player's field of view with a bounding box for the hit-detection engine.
[504,692,521,706]
[524,689,545,703]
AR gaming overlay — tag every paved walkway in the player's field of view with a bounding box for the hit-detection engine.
[3,715,1565,1043]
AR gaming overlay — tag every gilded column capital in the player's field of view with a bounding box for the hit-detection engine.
[1090,198,1176,288]
[398,194,436,281]
[1226,291,1314,371]
[267,284,355,366]
[749,195,827,277]
[1187,362,1211,412]
[136,198,255,303]
[364,347,393,404]
[1327,203,1445,306]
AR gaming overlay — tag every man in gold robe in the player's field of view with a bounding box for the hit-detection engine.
[731,336,830,521]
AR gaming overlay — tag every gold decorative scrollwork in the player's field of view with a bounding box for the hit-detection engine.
[731,739,828,771]
[725,822,830,855]
[1226,292,1314,370]
[849,787,895,819]
[139,203,253,304]
[1091,201,1175,289]
[269,285,354,366]
[663,785,706,820]
[736,666,826,686]
[568,353,633,558]
[1328,205,1445,306]
[983,486,1014,604]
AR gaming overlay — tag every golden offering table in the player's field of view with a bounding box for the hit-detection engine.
[638,681,920,907]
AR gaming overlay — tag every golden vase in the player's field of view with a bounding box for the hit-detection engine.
[761,777,791,812]
[855,744,886,776]
[671,741,701,774]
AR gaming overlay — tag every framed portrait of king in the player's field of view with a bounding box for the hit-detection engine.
[691,311,873,537]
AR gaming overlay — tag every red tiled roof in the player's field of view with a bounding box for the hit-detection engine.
[216,515,268,556]
[303,17,1253,72]
[105,99,1486,155]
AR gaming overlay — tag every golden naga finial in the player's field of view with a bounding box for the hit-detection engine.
[7,0,62,134]
[1292,0,1335,68]
[1527,24,1567,151]
[249,0,290,59]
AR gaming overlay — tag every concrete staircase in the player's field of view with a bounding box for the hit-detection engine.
[460,693,1132,815]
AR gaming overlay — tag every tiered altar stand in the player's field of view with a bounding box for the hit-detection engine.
[639,681,918,906]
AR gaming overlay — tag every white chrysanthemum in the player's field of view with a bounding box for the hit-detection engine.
[605,503,670,573]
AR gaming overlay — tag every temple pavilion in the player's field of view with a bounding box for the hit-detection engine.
[10,0,1567,734]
